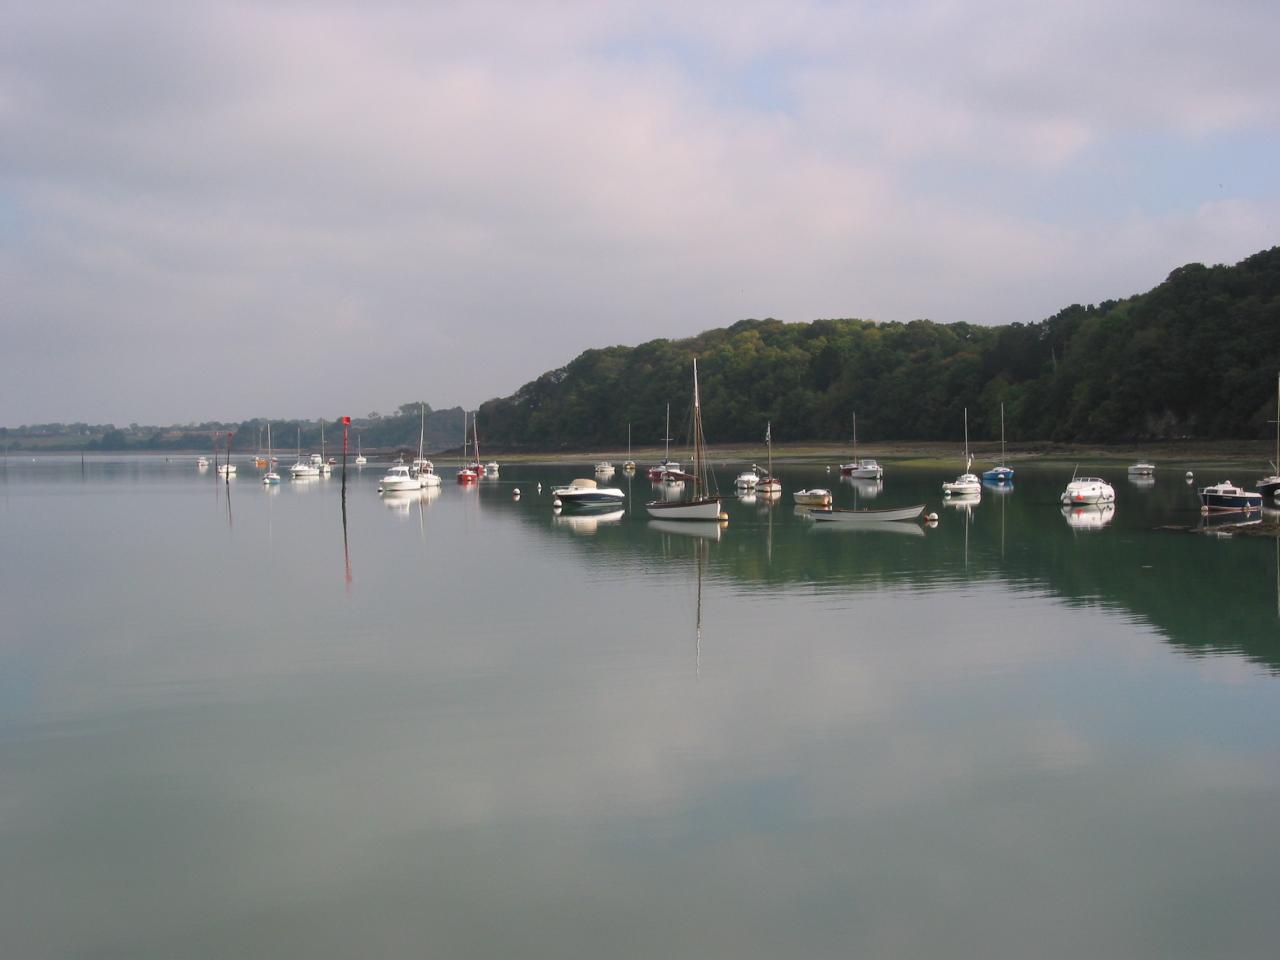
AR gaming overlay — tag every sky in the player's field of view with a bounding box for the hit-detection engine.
[2,0,1278,426]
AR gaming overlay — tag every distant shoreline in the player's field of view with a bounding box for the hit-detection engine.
[13,439,1273,468]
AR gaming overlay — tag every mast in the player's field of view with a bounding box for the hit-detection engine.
[852,412,857,460]
[1000,402,1006,468]
[1274,372,1279,472]
[963,406,971,473]
[320,419,325,461]
[418,404,425,465]
[473,412,480,464]
[664,403,671,464]
[766,420,773,480]
[693,359,705,491]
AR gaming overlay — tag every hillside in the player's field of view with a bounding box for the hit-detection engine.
[474,247,1280,449]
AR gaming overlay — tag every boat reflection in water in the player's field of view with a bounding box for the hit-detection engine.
[648,519,723,541]
[1128,474,1156,490]
[1061,502,1116,530]
[810,518,925,537]
[553,508,625,534]
[380,486,441,514]
[840,476,883,500]
[941,492,980,511]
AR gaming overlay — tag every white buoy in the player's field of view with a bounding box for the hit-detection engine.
[537,482,542,493]
[1185,470,1194,479]
[512,488,521,500]
[926,512,938,522]
[719,511,729,521]
[553,497,562,508]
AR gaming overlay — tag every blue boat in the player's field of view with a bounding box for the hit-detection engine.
[981,403,1014,484]
[1198,481,1262,513]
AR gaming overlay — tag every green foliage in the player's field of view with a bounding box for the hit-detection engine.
[470,247,1280,448]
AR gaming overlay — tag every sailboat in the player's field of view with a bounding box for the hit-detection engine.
[646,359,722,520]
[942,407,981,496]
[317,420,332,475]
[1257,373,1280,499]
[411,405,441,487]
[839,412,883,479]
[982,403,1014,484]
[457,413,479,483]
[290,427,319,478]
[756,421,781,495]
[623,423,635,473]
[262,424,280,484]
[355,430,367,466]
[648,404,685,480]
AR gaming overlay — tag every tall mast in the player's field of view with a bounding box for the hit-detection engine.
[418,404,425,464]
[664,403,671,463]
[1000,402,1006,467]
[693,359,705,490]
[852,412,857,459]
[963,406,971,472]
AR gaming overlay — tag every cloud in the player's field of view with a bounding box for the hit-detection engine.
[2,0,1277,423]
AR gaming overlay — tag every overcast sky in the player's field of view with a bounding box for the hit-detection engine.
[3,0,1278,426]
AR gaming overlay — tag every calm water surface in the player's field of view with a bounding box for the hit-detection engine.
[3,455,1280,958]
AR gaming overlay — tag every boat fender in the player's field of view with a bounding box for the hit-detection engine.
[552,498,562,508]
[719,511,729,521]
[926,512,938,522]
[512,488,521,500]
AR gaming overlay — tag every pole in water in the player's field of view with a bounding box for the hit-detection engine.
[341,415,351,500]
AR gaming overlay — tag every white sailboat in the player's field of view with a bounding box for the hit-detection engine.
[646,359,722,521]
[457,412,478,483]
[354,430,367,465]
[840,412,883,479]
[942,407,981,496]
[756,421,781,495]
[262,423,280,484]
[317,420,332,475]
[1257,372,1280,499]
[982,403,1014,484]
[623,423,635,473]
[290,427,319,478]
[647,404,683,480]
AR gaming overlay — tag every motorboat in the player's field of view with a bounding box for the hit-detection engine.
[942,407,981,496]
[552,477,626,508]
[485,461,500,476]
[793,488,833,507]
[378,462,422,493]
[290,460,319,479]
[594,461,615,476]
[216,462,237,476]
[981,403,1014,484]
[810,503,925,523]
[1199,480,1262,513]
[734,468,759,489]
[647,360,723,521]
[1127,462,1156,476]
[839,413,883,479]
[196,457,209,469]
[1060,476,1116,505]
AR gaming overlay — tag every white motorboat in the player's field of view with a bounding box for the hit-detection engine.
[793,488,833,507]
[216,462,237,476]
[196,456,210,469]
[552,477,626,508]
[734,469,759,489]
[839,413,883,479]
[290,427,319,478]
[485,461,500,476]
[594,461,615,476]
[942,407,981,496]
[1127,462,1155,476]
[811,503,925,523]
[378,462,421,493]
[1060,475,1116,505]
[647,359,723,521]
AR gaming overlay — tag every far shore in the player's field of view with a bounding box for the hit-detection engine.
[11,439,1276,469]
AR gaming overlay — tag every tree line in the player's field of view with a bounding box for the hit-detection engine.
[473,247,1280,448]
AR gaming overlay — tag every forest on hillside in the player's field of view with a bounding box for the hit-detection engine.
[473,247,1280,448]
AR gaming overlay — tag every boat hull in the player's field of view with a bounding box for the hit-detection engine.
[646,497,722,520]
[981,467,1014,483]
[556,491,626,507]
[1256,475,1280,498]
[810,503,924,523]
[1199,488,1262,513]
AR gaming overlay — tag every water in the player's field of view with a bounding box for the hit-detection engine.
[3,455,1280,958]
